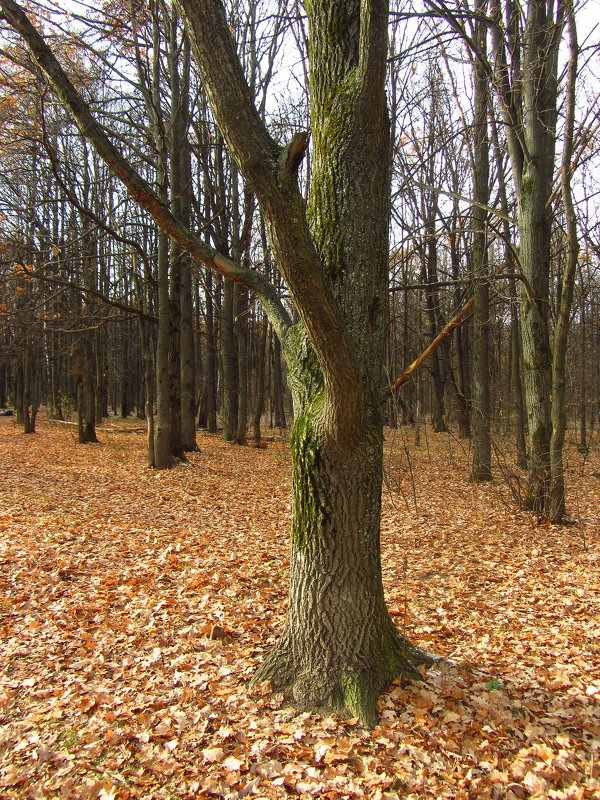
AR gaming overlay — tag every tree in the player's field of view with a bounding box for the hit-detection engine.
[180,0,437,724]
[425,0,570,518]
[0,0,436,725]
[488,0,565,517]
[549,0,578,521]
[469,0,492,481]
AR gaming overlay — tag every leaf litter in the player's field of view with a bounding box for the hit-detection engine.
[0,417,598,799]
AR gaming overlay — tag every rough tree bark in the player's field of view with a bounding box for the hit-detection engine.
[178,0,436,723]
[199,0,437,723]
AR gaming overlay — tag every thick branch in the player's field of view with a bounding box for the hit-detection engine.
[285,131,310,176]
[358,0,389,107]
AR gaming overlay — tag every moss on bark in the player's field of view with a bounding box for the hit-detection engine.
[252,616,435,728]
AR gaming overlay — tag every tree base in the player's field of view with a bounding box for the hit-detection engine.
[182,443,201,453]
[470,467,492,483]
[251,625,438,728]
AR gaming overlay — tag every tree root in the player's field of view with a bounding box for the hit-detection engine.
[250,625,441,728]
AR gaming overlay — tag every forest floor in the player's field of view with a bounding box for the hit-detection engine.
[0,416,599,800]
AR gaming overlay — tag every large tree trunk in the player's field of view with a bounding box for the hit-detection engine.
[254,331,432,727]
[248,0,435,723]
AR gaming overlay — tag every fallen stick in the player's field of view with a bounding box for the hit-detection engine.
[383,297,474,401]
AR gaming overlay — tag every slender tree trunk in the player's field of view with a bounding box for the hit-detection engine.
[510,279,528,469]
[221,278,238,440]
[490,113,527,468]
[83,345,98,443]
[578,289,587,450]
[21,342,36,434]
[234,284,249,445]
[252,314,268,444]
[120,333,130,417]
[272,334,286,429]
[140,316,155,467]
[520,193,554,513]
[422,240,447,432]
[449,205,470,438]
[180,256,198,450]
[73,339,98,443]
[204,269,218,432]
[48,333,62,419]
[150,4,172,469]
[154,229,172,468]
[170,22,197,453]
[95,325,105,425]
[549,1,578,522]
[233,183,255,446]
[77,379,85,442]
[470,0,492,481]
[168,247,184,459]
